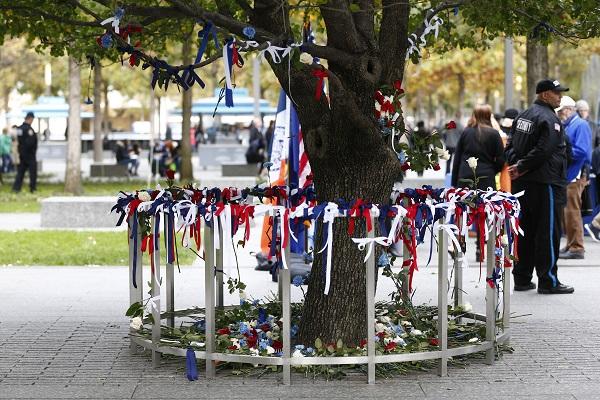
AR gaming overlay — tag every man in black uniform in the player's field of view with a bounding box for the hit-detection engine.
[505,79,574,294]
[12,112,38,193]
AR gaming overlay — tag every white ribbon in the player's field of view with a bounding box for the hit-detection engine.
[259,41,294,64]
[406,14,443,58]
[223,39,234,96]
[145,295,160,314]
[319,202,339,295]
[100,10,123,34]
[352,237,391,263]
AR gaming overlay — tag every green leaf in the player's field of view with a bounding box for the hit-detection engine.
[349,3,360,12]
[125,301,142,317]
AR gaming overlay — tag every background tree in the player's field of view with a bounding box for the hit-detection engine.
[2,0,599,346]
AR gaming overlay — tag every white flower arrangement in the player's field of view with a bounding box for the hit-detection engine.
[130,317,143,330]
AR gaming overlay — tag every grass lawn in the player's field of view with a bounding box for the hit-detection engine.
[0,230,197,266]
[0,178,148,213]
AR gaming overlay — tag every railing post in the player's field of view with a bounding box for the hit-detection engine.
[485,229,497,365]
[437,226,448,377]
[204,219,216,378]
[216,219,224,309]
[281,242,291,385]
[129,214,143,354]
[502,243,511,346]
[366,217,376,384]
[151,215,161,367]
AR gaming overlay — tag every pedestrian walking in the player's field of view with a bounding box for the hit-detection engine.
[556,96,592,259]
[451,105,505,261]
[12,112,38,193]
[505,79,574,294]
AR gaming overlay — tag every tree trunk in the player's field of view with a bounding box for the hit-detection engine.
[526,39,548,105]
[179,35,194,181]
[65,57,82,195]
[103,82,109,134]
[92,60,103,162]
[282,66,402,346]
[457,73,465,118]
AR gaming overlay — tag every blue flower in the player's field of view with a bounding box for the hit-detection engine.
[257,307,267,324]
[397,151,407,164]
[295,344,305,351]
[259,339,269,350]
[274,351,283,357]
[100,34,113,48]
[305,347,314,354]
[374,335,380,342]
[390,324,404,335]
[292,275,304,287]
[114,7,125,20]
[193,319,205,332]
[242,26,256,39]
[377,253,390,268]
[239,338,247,348]
[252,299,260,306]
[238,322,249,335]
[291,324,299,338]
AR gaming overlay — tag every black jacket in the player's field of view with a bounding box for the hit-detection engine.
[16,122,37,158]
[451,126,505,188]
[504,99,567,188]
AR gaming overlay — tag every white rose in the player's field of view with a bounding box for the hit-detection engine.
[250,348,259,356]
[130,317,143,330]
[266,346,275,354]
[266,331,273,338]
[410,329,423,336]
[380,316,391,323]
[501,235,509,246]
[468,337,480,343]
[393,337,407,347]
[250,320,257,328]
[190,341,205,347]
[292,349,304,358]
[466,157,478,169]
[375,102,381,112]
[299,52,313,64]
[375,323,386,333]
[462,303,473,312]
[435,147,451,160]
[138,191,151,202]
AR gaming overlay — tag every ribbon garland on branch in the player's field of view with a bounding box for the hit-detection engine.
[113,183,522,295]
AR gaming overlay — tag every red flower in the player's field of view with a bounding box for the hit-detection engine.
[376,331,386,339]
[433,164,441,171]
[401,163,411,171]
[227,345,238,351]
[445,120,457,130]
[359,339,367,348]
[429,338,439,346]
[384,342,397,352]
[259,323,271,332]
[272,340,283,351]
[393,79,403,91]
[217,327,230,335]
[166,169,175,180]
[246,335,257,348]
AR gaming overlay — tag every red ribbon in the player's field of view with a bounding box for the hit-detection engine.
[312,69,328,101]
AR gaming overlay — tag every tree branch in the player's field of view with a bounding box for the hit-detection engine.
[320,0,364,53]
[352,0,376,49]
[378,0,409,85]
[0,5,98,27]
[301,43,353,66]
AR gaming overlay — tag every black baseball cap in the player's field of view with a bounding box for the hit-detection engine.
[503,108,519,119]
[535,79,569,94]
[25,111,35,119]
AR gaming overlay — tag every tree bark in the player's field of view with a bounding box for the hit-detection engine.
[457,73,465,118]
[65,56,82,195]
[179,34,194,181]
[526,39,548,105]
[103,82,109,134]
[92,60,103,163]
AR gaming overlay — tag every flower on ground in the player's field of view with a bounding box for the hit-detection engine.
[410,329,423,336]
[384,341,397,352]
[266,346,275,355]
[466,157,478,170]
[130,317,143,330]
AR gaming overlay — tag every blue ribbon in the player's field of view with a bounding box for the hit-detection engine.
[131,213,139,288]
[195,22,220,64]
[185,347,198,381]
[224,39,234,107]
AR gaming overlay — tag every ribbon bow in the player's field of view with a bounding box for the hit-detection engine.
[101,7,125,34]
[352,237,391,263]
[311,68,328,101]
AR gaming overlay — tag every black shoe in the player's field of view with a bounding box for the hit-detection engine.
[514,282,536,291]
[585,224,600,242]
[558,250,584,260]
[537,283,574,294]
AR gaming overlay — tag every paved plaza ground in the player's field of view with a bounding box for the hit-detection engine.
[2,236,600,399]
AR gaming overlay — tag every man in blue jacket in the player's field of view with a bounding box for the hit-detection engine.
[558,96,592,259]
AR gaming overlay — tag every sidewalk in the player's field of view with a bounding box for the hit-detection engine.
[1,244,600,398]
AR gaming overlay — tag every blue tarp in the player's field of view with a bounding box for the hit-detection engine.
[170,88,277,116]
